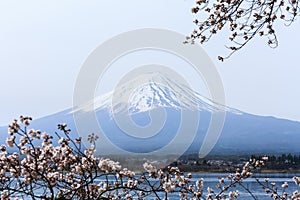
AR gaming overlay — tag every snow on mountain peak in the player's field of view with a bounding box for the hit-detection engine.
[71,72,240,115]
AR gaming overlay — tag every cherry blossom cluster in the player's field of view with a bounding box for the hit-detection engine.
[187,0,300,60]
[0,116,299,199]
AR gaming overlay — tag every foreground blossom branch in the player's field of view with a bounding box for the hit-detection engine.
[0,116,299,199]
[187,0,300,60]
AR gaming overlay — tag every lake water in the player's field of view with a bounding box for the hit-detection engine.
[166,173,300,199]
[10,173,300,199]
[98,173,300,199]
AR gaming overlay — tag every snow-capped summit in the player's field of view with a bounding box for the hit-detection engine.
[72,72,240,115]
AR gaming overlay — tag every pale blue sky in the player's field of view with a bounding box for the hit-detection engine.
[0,0,300,125]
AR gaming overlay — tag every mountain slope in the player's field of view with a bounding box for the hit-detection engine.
[1,72,300,155]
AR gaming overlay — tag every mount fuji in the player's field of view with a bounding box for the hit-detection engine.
[1,72,300,156]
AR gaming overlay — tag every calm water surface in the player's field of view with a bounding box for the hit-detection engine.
[14,173,300,199]
[94,173,300,199]
[186,173,300,200]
